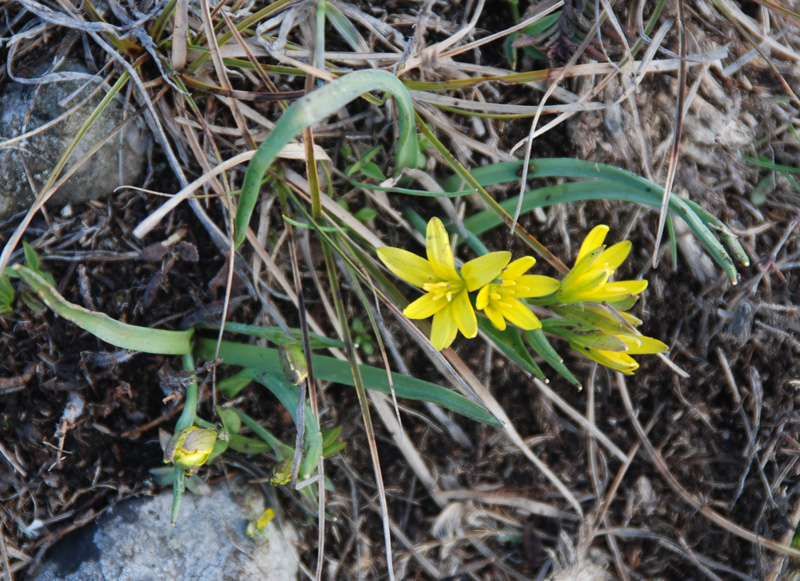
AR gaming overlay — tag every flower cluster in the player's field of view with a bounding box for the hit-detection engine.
[377,217,557,350]
[377,218,665,373]
[546,304,667,374]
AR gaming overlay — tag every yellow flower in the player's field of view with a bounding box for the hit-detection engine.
[553,304,668,374]
[557,225,647,304]
[378,217,510,350]
[164,426,218,474]
[475,256,559,331]
[569,330,668,374]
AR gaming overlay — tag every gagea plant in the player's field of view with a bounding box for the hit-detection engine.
[379,218,667,374]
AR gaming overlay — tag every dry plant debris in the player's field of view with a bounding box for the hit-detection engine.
[0,0,800,579]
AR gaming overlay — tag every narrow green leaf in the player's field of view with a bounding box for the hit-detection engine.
[218,370,255,398]
[13,265,193,355]
[477,318,546,381]
[235,69,420,246]
[228,434,273,455]
[195,338,502,426]
[217,407,241,434]
[202,322,345,349]
[236,409,294,460]
[524,329,581,388]
[223,367,321,480]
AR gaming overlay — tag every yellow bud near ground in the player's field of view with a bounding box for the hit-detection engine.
[164,426,217,474]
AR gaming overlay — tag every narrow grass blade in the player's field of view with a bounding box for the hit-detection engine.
[451,163,741,283]
[202,322,345,349]
[229,367,322,481]
[235,69,419,246]
[477,319,546,381]
[195,338,502,426]
[11,265,194,355]
[236,409,294,460]
[525,328,581,388]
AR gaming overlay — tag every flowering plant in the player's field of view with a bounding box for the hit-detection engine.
[378,218,666,375]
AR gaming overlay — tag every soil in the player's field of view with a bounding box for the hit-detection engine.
[2,1,800,580]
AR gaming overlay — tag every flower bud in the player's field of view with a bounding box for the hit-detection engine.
[270,457,293,486]
[164,426,217,474]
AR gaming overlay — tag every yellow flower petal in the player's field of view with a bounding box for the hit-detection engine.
[514,275,560,298]
[561,247,604,289]
[476,285,490,310]
[571,341,639,374]
[404,292,447,319]
[377,247,436,288]
[425,217,459,280]
[502,299,542,330]
[430,307,457,350]
[598,241,632,271]
[451,291,477,338]
[504,256,536,278]
[622,334,668,354]
[462,251,511,291]
[589,280,647,302]
[557,268,610,303]
[483,304,507,331]
[575,225,609,265]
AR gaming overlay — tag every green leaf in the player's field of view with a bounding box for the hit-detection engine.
[477,318,546,381]
[524,329,581,388]
[228,434,273,455]
[354,206,379,222]
[236,410,294,461]
[0,274,14,312]
[321,426,346,457]
[195,338,501,426]
[13,265,193,355]
[202,322,345,349]
[235,69,420,247]
[218,371,255,398]
[247,370,323,480]
[361,162,387,182]
[217,407,241,434]
[439,159,746,283]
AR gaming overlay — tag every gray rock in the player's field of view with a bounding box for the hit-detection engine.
[0,61,150,218]
[29,481,299,581]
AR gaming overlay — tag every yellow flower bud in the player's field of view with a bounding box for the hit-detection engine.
[270,457,293,486]
[164,426,217,474]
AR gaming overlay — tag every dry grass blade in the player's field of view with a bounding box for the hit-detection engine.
[652,1,686,270]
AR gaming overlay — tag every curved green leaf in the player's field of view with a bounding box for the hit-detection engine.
[12,265,193,355]
[235,69,420,246]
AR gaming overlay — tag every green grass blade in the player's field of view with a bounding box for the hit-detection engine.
[229,367,322,480]
[443,157,747,266]
[195,338,502,426]
[235,69,420,246]
[236,409,294,460]
[201,322,345,349]
[477,318,546,381]
[12,265,193,355]
[455,172,741,283]
[524,328,581,388]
